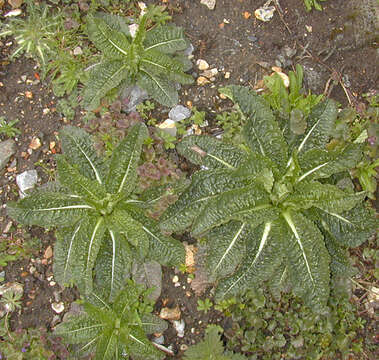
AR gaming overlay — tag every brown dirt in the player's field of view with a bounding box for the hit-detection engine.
[0,0,377,359]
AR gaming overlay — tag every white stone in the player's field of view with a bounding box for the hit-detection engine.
[16,170,38,198]
[52,302,65,314]
[196,59,209,71]
[200,0,216,10]
[169,105,191,122]
[173,319,185,337]
[158,119,177,137]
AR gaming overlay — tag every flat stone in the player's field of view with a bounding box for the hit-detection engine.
[169,105,191,122]
[158,119,177,137]
[200,0,216,10]
[16,169,38,198]
[160,305,181,321]
[0,139,16,170]
[196,59,209,71]
[121,85,149,112]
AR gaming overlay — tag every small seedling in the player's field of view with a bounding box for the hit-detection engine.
[197,298,213,313]
[0,117,21,138]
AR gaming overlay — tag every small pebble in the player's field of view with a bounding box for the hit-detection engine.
[180,344,188,351]
[52,302,65,314]
[197,76,210,86]
[196,59,209,71]
[172,275,179,283]
[173,319,185,337]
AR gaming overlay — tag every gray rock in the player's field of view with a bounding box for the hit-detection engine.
[0,139,16,170]
[121,85,149,112]
[16,169,38,198]
[132,260,162,302]
[283,45,297,59]
[169,105,191,122]
[183,43,195,56]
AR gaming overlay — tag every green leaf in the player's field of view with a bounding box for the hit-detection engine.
[298,143,363,182]
[323,232,356,277]
[95,327,118,360]
[141,50,193,84]
[108,209,148,249]
[87,14,131,57]
[144,25,187,54]
[282,211,330,312]
[54,221,87,286]
[84,217,106,295]
[140,314,168,335]
[125,327,164,360]
[192,181,272,236]
[83,60,129,111]
[7,192,93,227]
[137,70,178,107]
[183,325,228,360]
[206,221,248,279]
[161,169,250,233]
[286,181,366,213]
[216,220,285,300]
[59,126,106,184]
[315,203,378,247]
[106,123,148,195]
[226,85,289,171]
[94,231,132,301]
[56,155,107,200]
[54,314,103,344]
[124,204,185,266]
[177,135,248,170]
[296,99,337,154]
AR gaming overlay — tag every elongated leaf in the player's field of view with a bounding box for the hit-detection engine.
[216,220,285,300]
[323,231,356,277]
[60,126,106,184]
[206,221,248,279]
[106,123,148,195]
[226,85,288,171]
[95,327,118,360]
[192,181,271,236]
[87,14,130,57]
[140,314,168,335]
[144,25,187,54]
[108,209,148,248]
[315,203,377,247]
[124,327,164,360]
[123,204,185,266]
[161,169,250,233]
[84,217,106,295]
[267,263,288,301]
[282,211,330,312]
[296,99,337,154]
[286,181,366,213]
[54,221,86,285]
[56,155,107,200]
[7,191,93,227]
[137,70,178,107]
[297,143,363,182]
[177,135,248,170]
[141,50,193,84]
[54,315,103,344]
[94,231,132,301]
[83,60,129,110]
[95,12,131,37]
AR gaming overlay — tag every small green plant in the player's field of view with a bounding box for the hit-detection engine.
[304,0,327,11]
[55,280,167,359]
[0,289,22,339]
[215,111,243,143]
[197,298,213,314]
[7,124,185,300]
[0,117,21,138]
[184,325,246,360]
[221,287,367,359]
[83,9,193,110]
[161,85,377,312]
[0,0,63,65]
[263,64,323,125]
